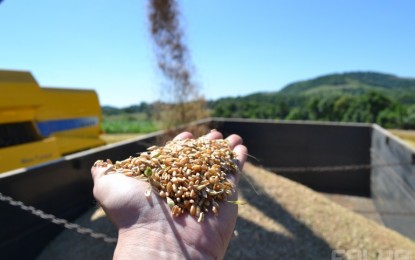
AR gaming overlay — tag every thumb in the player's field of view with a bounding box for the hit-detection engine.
[91,163,114,183]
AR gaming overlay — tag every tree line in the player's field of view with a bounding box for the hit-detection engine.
[102,71,415,130]
[102,90,415,129]
[210,91,415,129]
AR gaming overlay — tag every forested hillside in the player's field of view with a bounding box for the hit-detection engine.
[280,72,415,97]
[102,72,415,131]
[210,72,415,129]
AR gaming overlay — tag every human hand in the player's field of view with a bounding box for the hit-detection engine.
[91,130,247,259]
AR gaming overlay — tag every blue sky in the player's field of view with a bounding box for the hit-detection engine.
[1,0,414,107]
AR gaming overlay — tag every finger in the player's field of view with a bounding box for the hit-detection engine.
[224,144,247,186]
[233,144,248,171]
[173,131,193,141]
[226,134,243,150]
[204,129,223,140]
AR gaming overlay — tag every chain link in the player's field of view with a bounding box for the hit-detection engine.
[0,192,117,244]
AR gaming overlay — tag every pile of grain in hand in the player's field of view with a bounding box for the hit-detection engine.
[94,136,239,222]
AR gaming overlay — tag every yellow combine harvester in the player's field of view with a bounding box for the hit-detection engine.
[0,69,105,172]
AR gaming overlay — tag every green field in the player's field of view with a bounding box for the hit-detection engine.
[101,112,158,134]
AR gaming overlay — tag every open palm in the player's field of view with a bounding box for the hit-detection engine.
[91,131,247,259]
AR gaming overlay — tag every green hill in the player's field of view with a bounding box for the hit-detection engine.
[279,72,415,103]
[210,72,415,129]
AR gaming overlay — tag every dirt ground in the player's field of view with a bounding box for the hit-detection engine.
[37,163,415,260]
[99,133,144,144]
[389,129,415,149]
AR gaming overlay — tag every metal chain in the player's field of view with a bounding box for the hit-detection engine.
[0,160,413,245]
[0,192,117,244]
[265,161,413,173]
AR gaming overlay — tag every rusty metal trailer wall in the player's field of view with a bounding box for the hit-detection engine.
[371,125,415,240]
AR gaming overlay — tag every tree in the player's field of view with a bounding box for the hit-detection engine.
[286,107,308,120]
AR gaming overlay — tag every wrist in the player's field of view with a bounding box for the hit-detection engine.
[114,225,217,260]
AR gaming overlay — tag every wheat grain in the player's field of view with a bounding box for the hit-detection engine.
[94,136,239,222]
